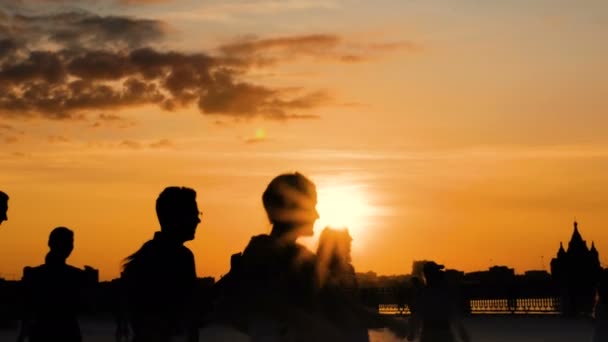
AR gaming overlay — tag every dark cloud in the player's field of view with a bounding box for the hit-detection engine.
[1,9,411,121]
[0,10,168,52]
[0,45,330,119]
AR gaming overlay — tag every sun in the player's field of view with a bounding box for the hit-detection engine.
[254,128,266,140]
[312,180,378,250]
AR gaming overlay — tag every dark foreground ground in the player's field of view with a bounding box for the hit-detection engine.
[0,315,595,341]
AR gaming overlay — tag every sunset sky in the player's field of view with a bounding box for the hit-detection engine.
[1,0,607,281]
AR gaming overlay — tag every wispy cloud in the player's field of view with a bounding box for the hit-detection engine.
[149,138,173,148]
[47,135,70,143]
[119,139,142,149]
[91,113,137,128]
[119,0,173,4]
[217,34,420,65]
[164,0,339,22]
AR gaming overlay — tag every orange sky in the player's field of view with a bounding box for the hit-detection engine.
[1,0,607,281]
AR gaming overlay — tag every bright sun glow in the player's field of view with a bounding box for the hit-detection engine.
[312,179,380,251]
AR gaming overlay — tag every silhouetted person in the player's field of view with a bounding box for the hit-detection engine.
[121,186,202,342]
[408,262,470,342]
[316,227,408,341]
[593,269,608,342]
[212,172,342,341]
[0,191,8,225]
[17,227,88,342]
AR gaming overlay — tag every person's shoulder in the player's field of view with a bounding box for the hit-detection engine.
[66,264,83,271]
[177,245,195,261]
[241,234,278,263]
[243,234,274,252]
[22,265,45,280]
[293,243,316,262]
[65,264,86,276]
[249,234,273,246]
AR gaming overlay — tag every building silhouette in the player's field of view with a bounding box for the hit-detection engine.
[550,221,602,316]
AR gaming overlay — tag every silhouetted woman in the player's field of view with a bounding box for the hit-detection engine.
[316,227,408,342]
[593,269,608,342]
[407,262,470,342]
[212,172,343,341]
[17,227,87,342]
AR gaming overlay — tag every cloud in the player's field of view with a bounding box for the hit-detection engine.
[219,34,340,57]
[119,139,142,149]
[149,138,173,148]
[118,0,173,4]
[47,135,70,143]
[91,113,137,128]
[217,35,420,65]
[0,45,331,120]
[164,0,339,22]
[2,136,19,144]
[0,8,412,122]
[0,123,16,131]
[0,10,168,53]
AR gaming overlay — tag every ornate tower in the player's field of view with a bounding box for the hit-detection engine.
[550,221,602,315]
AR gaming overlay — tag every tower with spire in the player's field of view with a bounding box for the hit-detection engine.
[550,221,602,315]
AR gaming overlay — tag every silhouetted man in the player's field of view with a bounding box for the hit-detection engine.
[121,186,202,342]
[0,191,8,225]
[18,227,88,342]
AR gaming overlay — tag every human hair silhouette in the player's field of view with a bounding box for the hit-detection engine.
[0,190,8,225]
[120,186,201,342]
[593,269,608,342]
[315,227,408,342]
[316,227,354,289]
[262,172,319,240]
[17,227,89,342]
[408,261,471,342]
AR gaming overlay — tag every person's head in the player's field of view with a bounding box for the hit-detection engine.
[156,186,201,243]
[0,191,8,225]
[47,227,74,263]
[317,227,353,265]
[423,261,445,286]
[316,227,353,287]
[262,172,318,238]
